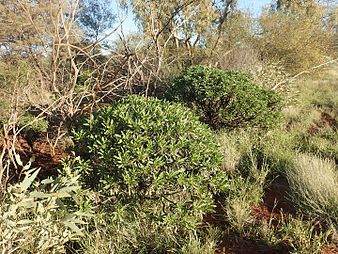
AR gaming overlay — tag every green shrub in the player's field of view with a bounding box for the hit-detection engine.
[72,95,228,230]
[166,65,283,129]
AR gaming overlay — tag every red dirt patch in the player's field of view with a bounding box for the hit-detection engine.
[208,178,295,253]
[308,112,337,135]
[262,177,295,215]
[251,205,283,225]
[1,134,69,180]
[18,136,68,175]
[203,200,227,227]
[321,244,338,254]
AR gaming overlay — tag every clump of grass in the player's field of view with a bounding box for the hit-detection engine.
[79,206,222,254]
[261,132,295,169]
[286,153,338,227]
[225,151,269,234]
[283,106,322,132]
[257,215,332,254]
[298,72,338,113]
[217,130,257,173]
[297,125,338,162]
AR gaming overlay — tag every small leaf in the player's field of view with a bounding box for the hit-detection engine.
[29,191,51,199]
[19,168,41,192]
[15,153,23,166]
[64,221,83,236]
[16,219,33,225]
[41,178,54,184]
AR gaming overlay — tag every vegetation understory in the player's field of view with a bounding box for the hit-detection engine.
[0,1,337,253]
[0,65,336,254]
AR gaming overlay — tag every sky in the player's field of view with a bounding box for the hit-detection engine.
[111,0,272,36]
[238,0,272,14]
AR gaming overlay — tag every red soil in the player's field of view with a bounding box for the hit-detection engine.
[1,134,69,180]
[321,244,338,254]
[308,112,337,135]
[262,177,295,215]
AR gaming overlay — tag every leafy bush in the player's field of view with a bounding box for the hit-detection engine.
[166,65,283,129]
[0,163,88,254]
[72,95,228,230]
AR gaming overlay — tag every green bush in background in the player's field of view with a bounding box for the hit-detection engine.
[166,65,283,129]
[72,95,228,230]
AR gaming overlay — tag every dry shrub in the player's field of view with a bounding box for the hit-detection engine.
[249,60,300,106]
[0,60,52,120]
[214,46,260,73]
[250,61,290,90]
[257,11,334,74]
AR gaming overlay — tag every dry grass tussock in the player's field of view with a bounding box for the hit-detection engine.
[286,153,338,226]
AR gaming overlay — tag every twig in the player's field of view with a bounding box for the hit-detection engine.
[272,58,338,91]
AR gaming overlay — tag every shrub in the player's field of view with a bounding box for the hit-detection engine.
[72,95,228,230]
[250,61,291,91]
[0,163,88,254]
[256,9,333,74]
[286,154,338,227]
[166,65,283,129]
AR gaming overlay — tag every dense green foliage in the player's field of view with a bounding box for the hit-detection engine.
[166,65,283,129]
[72,95,228,229]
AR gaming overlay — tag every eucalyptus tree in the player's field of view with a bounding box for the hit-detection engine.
[258,0,335,73]
[118,0,249,79]
[77,0,116,42]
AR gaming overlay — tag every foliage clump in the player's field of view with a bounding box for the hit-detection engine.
[72,95,227,229]
[166,65,283,129]
[0,165,87,254]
